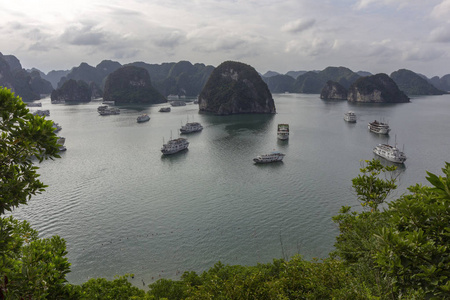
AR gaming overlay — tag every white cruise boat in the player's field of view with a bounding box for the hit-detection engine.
[368,120,390,134]
[253,151,285,164]
[373,143,406,163]
[159,107,171,112]
[102,100,115,105]
[344,111,356,122]
[180,122,203,134]
[277,124,289,140]
[161,137,189,155]
[137,114,150,123]
[98,106,120,115]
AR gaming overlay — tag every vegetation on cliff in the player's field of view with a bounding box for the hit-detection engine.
[103,66,166,104]
[51,79,91,102]
[390,69,446,95]
[320,80,348,100]
[198,61,275,115]
[348,73,410,103]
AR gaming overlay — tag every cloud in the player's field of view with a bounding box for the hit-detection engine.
[60,24,107,46]
[281,19,316,34]
[353,0,423,10]
[431,0,450,19]
[154,30,186,49]
[285,37,334,57]
[430,26,450,43]
[401,47,445,62]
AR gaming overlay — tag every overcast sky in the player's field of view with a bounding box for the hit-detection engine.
[1,0,449,77]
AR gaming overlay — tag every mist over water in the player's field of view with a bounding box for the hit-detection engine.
[12,93,450,286]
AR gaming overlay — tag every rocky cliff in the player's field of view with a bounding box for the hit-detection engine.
[320,81,348,100]
[198,61,275,115]
[0,53,53,101]
[348,73,409,103]
[51,79,91,102]
[390,69,446,95]
[102,66,166,104]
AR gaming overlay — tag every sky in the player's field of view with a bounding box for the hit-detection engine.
[1,0,449,77]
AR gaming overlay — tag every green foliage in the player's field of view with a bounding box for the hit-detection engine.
[374,162,450,298]
[351,159,398,211]
[0,87,60,215]
[77,274,147,299]
[0,217,73,299]
[0,87,71,299]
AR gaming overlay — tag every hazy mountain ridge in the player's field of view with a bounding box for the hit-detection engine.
[0,52,449,102]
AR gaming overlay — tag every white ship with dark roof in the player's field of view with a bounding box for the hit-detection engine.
[373,143,406,164]
[368,120,390,134]
[161,137,189,155]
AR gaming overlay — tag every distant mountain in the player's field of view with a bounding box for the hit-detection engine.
[348,73,409,103]
[44,70,70,89]
[428,74,450,92]
[285,70,308,79]
[198,61,275,115]
[262,71,281,77]
[127,60,214,97]
[356,71,372,77]
[293,66,360,93]
[0,52,53,101]
[320,81,347,100]
[103,66,166,104]
[390,69,446,95]
[3,54,22,71]
[51,79,91,102]
[262,75,295,93]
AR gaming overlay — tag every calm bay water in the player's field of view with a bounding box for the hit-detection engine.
[12,93,450,286]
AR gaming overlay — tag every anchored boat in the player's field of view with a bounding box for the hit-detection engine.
[344,111,356,123]
[253,151,285,164]
[368,120,390,134]
[373,143,406,163]
[277,124,289,140]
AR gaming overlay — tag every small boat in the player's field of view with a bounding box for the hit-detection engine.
[253,151,285,164]
[368,120,390,134]
[98,106,120,115]
[193,99,199,104]
[102,100,115,105]
[170,101,186,107]
[32,110,50,117]
[159,107,171,112]
[180,122,203,134]
[137,114,150,123]
[373,143,406,164]
[277,124,289,140]
[161,137,189,155]
[52,122,62,133]
[344,111,356,123]
[57,136,67,151]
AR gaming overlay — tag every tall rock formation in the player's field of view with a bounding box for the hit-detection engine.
[51,79,91,102]
[103,66,166,104]
[320,81,348,100]
[390,69,446,95]
[348,73,409,103]
[198,61,276,115]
